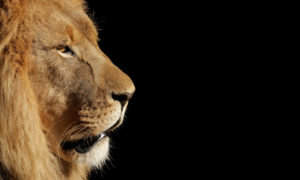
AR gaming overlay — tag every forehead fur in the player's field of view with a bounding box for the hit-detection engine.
[28,0,98,45]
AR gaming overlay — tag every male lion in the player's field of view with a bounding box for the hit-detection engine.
[0,0,135,179]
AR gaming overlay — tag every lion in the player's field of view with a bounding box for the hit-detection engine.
[0,0,135,179]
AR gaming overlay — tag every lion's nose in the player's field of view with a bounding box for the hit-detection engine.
[112,92,134,108]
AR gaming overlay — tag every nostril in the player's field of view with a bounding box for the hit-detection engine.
[112,93,131,107]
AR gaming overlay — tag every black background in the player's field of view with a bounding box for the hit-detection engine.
[83,1,254,179]
[82,1,282,179]
[84,1,189,179]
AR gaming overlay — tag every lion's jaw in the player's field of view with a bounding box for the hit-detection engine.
[77,102,128,168]
[74,99,129,168]
[52,99,125,168]
[77,137,110,168]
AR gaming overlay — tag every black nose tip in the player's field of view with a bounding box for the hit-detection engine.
[112,93,133,107]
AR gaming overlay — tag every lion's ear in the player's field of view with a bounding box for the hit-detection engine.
[0,0,26,54]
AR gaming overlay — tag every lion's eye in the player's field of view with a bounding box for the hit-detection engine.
[57,46,75,58]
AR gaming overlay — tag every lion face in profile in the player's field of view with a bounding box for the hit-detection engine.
[29,1,135,167]
[0,0,134,179]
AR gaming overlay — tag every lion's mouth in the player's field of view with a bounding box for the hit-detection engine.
[60,114,124,154]
[61,133,107,154]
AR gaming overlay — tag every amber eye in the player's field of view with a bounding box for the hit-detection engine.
[57,46,75,57]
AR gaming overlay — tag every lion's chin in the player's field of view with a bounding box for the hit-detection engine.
[77,137,110,168]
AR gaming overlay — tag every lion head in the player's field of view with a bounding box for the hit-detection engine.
[0,0,135,179]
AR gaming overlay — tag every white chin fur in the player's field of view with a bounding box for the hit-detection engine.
[77,137,109,168]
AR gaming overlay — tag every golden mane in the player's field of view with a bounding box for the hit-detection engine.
[0,0,61,179]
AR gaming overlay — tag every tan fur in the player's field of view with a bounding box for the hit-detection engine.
[0,0,135,179]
